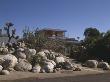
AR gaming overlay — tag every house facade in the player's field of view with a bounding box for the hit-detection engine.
[38,28,67,39]
[38,28,80,55]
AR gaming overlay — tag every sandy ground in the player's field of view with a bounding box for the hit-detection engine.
[0,69,108,82]
[10,73,110,82]
[0,55,109,82]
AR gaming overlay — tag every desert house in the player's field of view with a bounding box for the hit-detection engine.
[38,28,67,39]
[38,28,79,42]
[38,28,80,55]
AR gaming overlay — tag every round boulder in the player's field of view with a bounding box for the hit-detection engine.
[50,60,56,66]
[2,54,18,69]
[17,48,24,52]
[0,47,3,52]
[14,59,32,71]
[37,51,46,58]
[84,60,98,68]
[43,61,54,73]
[64,60,73,70]
[0,65,3,72]
[42,49,50,54]
[55,56,65,64]
[25,49,36,56]
[2,48,8,54]
[0,57,4,65]
[32,64,41,73]
[98,62,110,70]
[1,70,10,75]
[16,52,26,59]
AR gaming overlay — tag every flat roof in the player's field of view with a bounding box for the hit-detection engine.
[39,28,67,32]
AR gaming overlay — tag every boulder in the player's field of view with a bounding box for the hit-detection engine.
[0,47,3,52]
[64,60,73,70]
[8,68,15,71]
[9,48,15,54]
[40,69,46,73]
[2,48,8,54]
[14,59,32,71]
[37,51,46,58]
[17,48,24,52]
[2,54,18,69]
[37,51,58,60]
[16,52,26,59]
[51,52,62,57]
[42,49,50,54]
[84,60,98,68]
[0,57,4,65]
[44,59,56,66]
[54,68,61,72]
[25,48,36,56]
[18,42,26,48]
[1,42,5,48]
[98,62,110,70]
[20,42,26,48]
[0,65,3,72]
[46,53,56,60]
[50,60,56,66]
[43,61,55,73]
[73,66,82,71]
[1,70,10,75]
[55,56,65,64]
[32,64,41,73]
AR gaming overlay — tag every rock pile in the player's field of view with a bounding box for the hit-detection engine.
[84,60,110,70]
[0,41,110,75]
[0,42,81,75]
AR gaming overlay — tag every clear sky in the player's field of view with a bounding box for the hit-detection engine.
[0,0,110,39]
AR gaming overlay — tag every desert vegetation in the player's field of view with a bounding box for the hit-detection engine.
[0,22,110,75]
[70,27,110,62]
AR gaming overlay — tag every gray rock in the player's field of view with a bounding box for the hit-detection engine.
[53,69,57,73]
[40,69,46,73]
[32,65,41,73]
[98,62,110,70]
[64,60,73,70]
[50,60,56,66]
[14,59,32,71]
[24,48,36,60]
[0,58,4,65]
[55,56,65,64]
[0,48,3,52]
[85,60,98,68]
[0,65,3,72]
[17,48,24,52]
[25,48,36,56]
[16,52,26,59]
[73,66,82,71]
[8,68,15,71]
[2,48,8,54]
[43,62,54,73]
[37,51,46,58]
[18,42,26,48]
[2,54,18,69]
[1,70,10,75]
[42,50,50,54]
[8,48,15,54]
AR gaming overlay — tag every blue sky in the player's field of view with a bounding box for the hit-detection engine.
[0,0,110,39]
